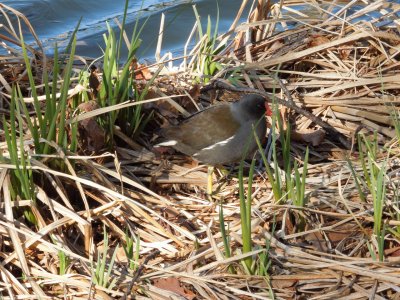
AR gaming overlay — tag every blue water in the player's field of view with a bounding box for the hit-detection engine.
[0,0,246,60]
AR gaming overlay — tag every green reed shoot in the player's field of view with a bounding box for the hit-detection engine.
[219,202,234,274]
[92,228,118,289]
[20,25,78,156]
[123,231,140,271]
[238,157,258,273]
[192,4,226,83]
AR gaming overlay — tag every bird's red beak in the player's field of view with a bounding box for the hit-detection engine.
[265,102,272,117]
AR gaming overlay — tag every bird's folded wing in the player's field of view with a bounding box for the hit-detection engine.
[162,105,240,150]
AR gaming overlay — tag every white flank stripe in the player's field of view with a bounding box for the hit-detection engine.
[200,135,235,151]
[155,140,178,147]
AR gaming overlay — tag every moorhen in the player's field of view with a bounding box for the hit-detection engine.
[157,93,269,194]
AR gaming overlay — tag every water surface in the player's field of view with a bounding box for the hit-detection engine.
[0,0,246,61]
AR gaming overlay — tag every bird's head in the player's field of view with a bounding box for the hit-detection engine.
[235,94,271,119]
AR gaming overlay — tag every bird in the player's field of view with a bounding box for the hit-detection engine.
[156,93,269,194]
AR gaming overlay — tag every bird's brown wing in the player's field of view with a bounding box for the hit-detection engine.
[163,104,240,152]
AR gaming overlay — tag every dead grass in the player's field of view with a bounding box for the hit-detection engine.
[0,1,400,299]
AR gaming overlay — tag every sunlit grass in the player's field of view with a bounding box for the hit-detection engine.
[123,231,141,271]
[191,4,227,83]
[91,227,118,290]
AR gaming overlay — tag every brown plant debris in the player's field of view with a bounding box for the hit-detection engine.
[1,1,400,300]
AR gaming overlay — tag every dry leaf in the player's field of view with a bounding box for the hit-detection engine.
[271,279,297,289]
[338,42,355,59]
[385,246,400,257]
[189,84,201,101]
[78,100,99,113]
[89,65,101,98]
[79,118,105,152]
[78,101,105,153]
[115,245,129,263]
[131,58,153,80]
[284,213,294,234]
[308,35,330,47]
[291,129,325,146]
[153,277,195,300]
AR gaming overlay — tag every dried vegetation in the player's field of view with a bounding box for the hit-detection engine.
[0,0,400,299]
